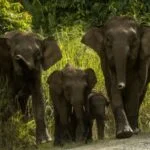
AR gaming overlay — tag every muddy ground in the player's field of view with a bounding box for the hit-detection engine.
[38,133,150,150]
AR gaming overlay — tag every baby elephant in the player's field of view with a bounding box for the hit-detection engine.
[85,91,109,141]
[47,64,97,146]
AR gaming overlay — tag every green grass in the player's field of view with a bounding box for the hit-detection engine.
[1,24,150,149]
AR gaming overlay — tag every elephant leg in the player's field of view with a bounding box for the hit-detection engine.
[70,111,77,141]
[125,76,141,134]
[96,118,104,140]
[53,110,63,146]
[111,85,133,139]
[74,106,85,142]
[85,119,93,142]
[31,75,51,144]
[59,102,72,143]
[18,93,30,121]
[132,85,148,134]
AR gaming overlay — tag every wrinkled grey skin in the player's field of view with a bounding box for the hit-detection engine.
[47,64,97,146]
[85,91,109,141]
[81,16,147,139]
[0,31,62,144]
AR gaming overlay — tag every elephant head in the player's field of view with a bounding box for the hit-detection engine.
[48,64,97,108]
[87,92,109,118]
[82,16,140,89]
[0,31,62,75]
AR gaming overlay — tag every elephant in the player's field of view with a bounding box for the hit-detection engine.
[138,26,150,119]
[85,91,109,141]
[47,64,97,146]
[0,31,62,144]
[81,16,147,138]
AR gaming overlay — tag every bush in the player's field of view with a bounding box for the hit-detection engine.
[0,0,32,34]
[22,0,150,34]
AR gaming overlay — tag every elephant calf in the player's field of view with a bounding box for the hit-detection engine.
[85,91,109,141]
[47,64,97,146]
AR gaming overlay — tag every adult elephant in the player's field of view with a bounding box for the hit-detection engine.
[0,31,62,144]
[139,26,150,116]
[81,16,145,138]
[47,64,97,145]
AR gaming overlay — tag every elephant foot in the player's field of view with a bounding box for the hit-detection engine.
[85,138,93,144]
[133,128,141,135]
[128,117,140,135]
[36,128,52,144]
[54,140,63,147]
[116,125,133,139]
[63,130,72,142]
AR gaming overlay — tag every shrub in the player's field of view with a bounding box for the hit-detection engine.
[0,0,32,34]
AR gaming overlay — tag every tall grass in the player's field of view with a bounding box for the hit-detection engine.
[0,76,36,149]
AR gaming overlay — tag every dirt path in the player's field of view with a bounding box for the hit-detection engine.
[68,133,150,150]
[38,133,150,150]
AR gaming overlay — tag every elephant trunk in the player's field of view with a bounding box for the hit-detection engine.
[113,44,128,90]
[73,105,85,141]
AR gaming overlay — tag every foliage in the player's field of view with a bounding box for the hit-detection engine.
[22,0,150,34]
[1,0,150,149]
[0,76,36,149]
[0,0,32,34]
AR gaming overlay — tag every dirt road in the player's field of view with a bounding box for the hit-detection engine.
[38,133,150,150]
[68,133,150,150]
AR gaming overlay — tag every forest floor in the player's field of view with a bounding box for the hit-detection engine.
[37,132,150,150]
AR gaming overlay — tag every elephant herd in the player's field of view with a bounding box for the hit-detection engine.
[1,16,150,146]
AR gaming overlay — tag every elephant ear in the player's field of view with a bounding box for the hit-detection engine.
[141,26,150,60]
[81,27,103,55]
[85,68,97,90]
[42,37,62,70]
[47,70,63,95]
[0,37,11,62]
[0,37,9,50]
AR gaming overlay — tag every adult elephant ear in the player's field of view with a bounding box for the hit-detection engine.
[47,70,63,95]
[141,26,150,60]
[0,37,9,49]
[140,26,150,85]
[0,37,11,64]
[81,27,103,54]
[85,68,97,90]
[42,37,62,70]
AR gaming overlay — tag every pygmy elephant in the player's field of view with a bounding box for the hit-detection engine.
[0,31,62,144]
[85,91,109,141]
[47,64,97,146]
[81,16,146,138]
[139,26,150,120]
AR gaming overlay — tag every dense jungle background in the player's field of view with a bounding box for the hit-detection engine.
[1,0,150,149]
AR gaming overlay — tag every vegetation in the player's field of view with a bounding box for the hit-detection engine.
[0,0,150,149]
[0,0,32,34]
[22,0,150,34]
